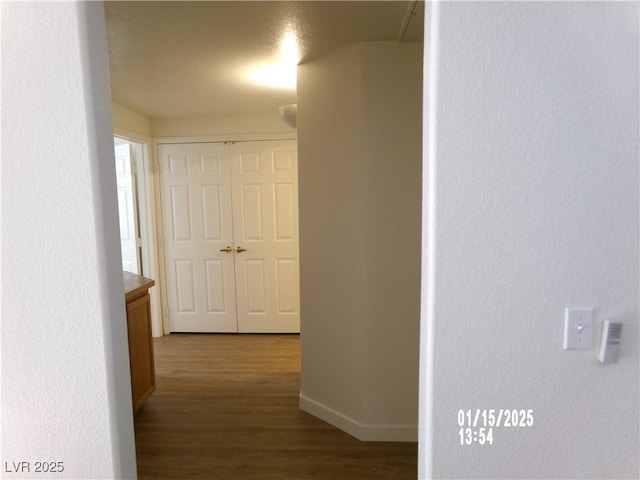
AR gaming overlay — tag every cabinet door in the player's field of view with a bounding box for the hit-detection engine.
[230,140,300,333]
[159,143,238,332]
[126,293,156,412]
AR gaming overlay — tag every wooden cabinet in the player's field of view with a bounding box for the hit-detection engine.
[123,272,156,413]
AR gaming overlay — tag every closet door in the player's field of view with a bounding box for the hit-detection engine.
[230,140,300,333]
[159,143,238,332]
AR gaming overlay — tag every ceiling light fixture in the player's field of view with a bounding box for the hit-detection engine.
[278,104,297,129]
[248,63,296,90]
[246,29,299,90]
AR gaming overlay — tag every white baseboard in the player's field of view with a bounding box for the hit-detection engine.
[299,393,418,442]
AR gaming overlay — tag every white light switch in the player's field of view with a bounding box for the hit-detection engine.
[563,308,594,350]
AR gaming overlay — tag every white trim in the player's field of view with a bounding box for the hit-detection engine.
[136,142,163,337]
[152,146,172,336]
[154,132,297,145]
[113,130,164,337]
[113,127,152,145]
[420,2,440,478]
[299,393,418,442]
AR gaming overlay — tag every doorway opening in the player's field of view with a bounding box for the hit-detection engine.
[113,136,163,337]
[114,137,142,274]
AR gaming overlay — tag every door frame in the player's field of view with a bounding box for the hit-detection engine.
[114,128,164,337]
[153,133,297,335]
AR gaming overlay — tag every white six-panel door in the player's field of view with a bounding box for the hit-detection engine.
[159,143,238,332]
[158,140,300,333]
[230,141,300,333]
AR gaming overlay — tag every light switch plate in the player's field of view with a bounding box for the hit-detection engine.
[563,308,594,350]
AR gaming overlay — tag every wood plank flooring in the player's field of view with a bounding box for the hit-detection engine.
[134,334,417,479]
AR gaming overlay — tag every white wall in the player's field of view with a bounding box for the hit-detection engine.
[298,41,422,441]
[112,101,291,139]
[360,43,422,427]
[151,112,292,138]
[298,44,366,431]
[1,3,137,478]
[421,2,639,479]
[112,102,152,138]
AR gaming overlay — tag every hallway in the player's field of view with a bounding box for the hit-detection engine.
[134,334,417,479]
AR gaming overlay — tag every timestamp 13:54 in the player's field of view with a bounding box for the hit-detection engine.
[459,427,494,445]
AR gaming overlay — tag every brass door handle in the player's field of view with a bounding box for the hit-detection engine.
[219,246,232,253]
[236,246,247,253]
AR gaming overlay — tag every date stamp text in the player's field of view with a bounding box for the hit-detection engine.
[457,409,534,445]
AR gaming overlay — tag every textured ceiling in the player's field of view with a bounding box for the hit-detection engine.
[104,1,424,118]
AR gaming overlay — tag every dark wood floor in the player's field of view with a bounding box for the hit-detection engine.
[134,333,417,479]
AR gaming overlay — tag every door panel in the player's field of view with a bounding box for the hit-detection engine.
[231,141,300,333]
[175,259,196,312]
[202,185,224,240]
[240,184,264,240]
[169,186,192,241]
[244,259,266,313]
[205,259,228,312]
[276,258,298,312]
[159,143,237,332]
[274,183,296,240]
